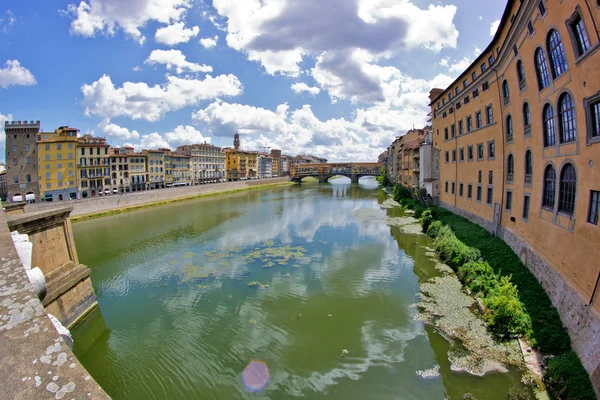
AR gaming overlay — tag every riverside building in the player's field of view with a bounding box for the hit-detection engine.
[77,134,110,198]
[37,126,79,201]
[430,0,600,387]
[4,120,40,203]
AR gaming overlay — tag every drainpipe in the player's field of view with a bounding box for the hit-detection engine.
[584,0,600,42]
[493,66,506,237]
[587,270,600,307]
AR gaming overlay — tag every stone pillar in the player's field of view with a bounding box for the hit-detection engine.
[351,175,360,184]
[318,175,328,183]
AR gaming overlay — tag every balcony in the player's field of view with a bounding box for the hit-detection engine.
[524,174,532,185]
[506,173,514,183]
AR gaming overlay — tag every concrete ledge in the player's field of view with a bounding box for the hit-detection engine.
[0,212,109,399]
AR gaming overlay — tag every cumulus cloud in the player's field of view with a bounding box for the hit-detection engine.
[164,125,211,146]
[62,0,192,44]
[1,112,13,140]
[490,20,500,37]
[290,82,320,96]
[0,60,36,89]
[212,0,458,102]
[145,49,212,74]
[81,73,243,122]
[98,118,140,139]
[0,10,16,33]
[155,22,199,45]
[199,35,218,48]
[139,132,170,150]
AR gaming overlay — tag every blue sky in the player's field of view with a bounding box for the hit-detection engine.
[0,0,506,162]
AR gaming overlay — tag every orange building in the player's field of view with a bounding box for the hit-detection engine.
[430,0,599,388]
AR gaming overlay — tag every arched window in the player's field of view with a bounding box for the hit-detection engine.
[535,48,551,90]
[558,164,576,215]
[502,80,510,102]
[543,104,556,147]
[523,102,531,128]
[517,60,526,87]
[524,150,533,184]
[542,165,556,209]
[507,154,514,182]
[558,92,576,143]
[547,30,568,78]
[26,174,31,182]
[506,115,513,141]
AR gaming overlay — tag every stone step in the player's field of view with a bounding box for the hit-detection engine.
[42,261,91,307]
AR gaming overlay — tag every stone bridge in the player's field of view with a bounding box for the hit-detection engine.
[290,163,381,184]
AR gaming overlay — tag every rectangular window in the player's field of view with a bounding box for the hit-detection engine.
[472,71,477,80]
[458,120,463,135]
[460,148,464,162]
[506,191,513,211]
[467,116,473,132]
[523,195,531,220]
[528,21,534,35]
[489,170,494,185]
[468,146,474,161]
[26,157,30,165]
[14,176,18,184]
[45,154,50,161]
[488,141,495,159]
[488,55,495,65]
[486,187,493,205]
[57,163,62,169]
[478,170,482,184]
[463,79,468,88]
[464,96,470,104]
[45,144,50,151]
[569,13,591,58]
[81,148,85,155]
[538,1,546,16]
[445,151,449,163]
[455,87,459,95]
[445,181,449,193]
[476,111,482,128]
[57,144,62,150]
[477,144,484,160]
[449,92,453,101]
[459,183,464,197]
[481,63,487,73]
[68,153,73,159]
[444,127,448,140]
[451,124,456,138]
[46,173,50,180]
[46,164,49,169]
[456,102,461,110]
[468,184,473,199]
[482,81,489,91]
[452,182,455,194]
[486,106,493,124]
[477,186,482,202]
[452,149,456,162]
[25,144,30,151]
[588,191,600,225]
[68,143,73,149]
[57,153,62,160]
[473,89,479,99]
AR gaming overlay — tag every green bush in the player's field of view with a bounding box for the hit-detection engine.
[433,226,481,270]
[392,184,412,201]
[483,276,533,338]
[420,209,433,233]
[544,351,596,400]
[426,220,443,238]
[458,261,497,296]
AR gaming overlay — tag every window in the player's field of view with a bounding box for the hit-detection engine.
[482,81,489,91]
[507,155,514,183]
[502,80,510,103]
[506,115,513,142]
[535,48,551,90]
[449,93,453,101]
[523,195,531,220]
[517,60,526,89]
[456,102,461,110]
[25,144,30,151]
[445,151,449,163]
[488,141,495,159]
[489,171,494,185]
[468,146,474,161]
[46,173,50,180]
[26,157,30,165]
[525,150,533,184]
[472,71,477,80]
[477,186,482,202]
[588,191,600,225]
[467,116,473,132]
[473,89,479,98]
[538,1,546,16]
[506,191,513,211]
[547,30,568,78]
[523,102,531,131]
[569,13,591,58]
[45,144,50,151]
[14,176,18,184]
[81,148,85,156]
[460,148,464,161]
[68,143,73,149]
[558,92,577,143]
[587,96,600,142]
[445,181,449,193]
[477,144,484,160]
[543,165,556,209]
[45,154,50,161]
[459,183,464,197]
[481,63,487,73]
[488,55,495,65]
[478,170,482,184]
[451,124,456,138]
[468,184,473,199]
[558,164,576,215]
[57,144,62,150]
[543,104,556,147]
[476,111,482,128]
[57,153,62,160]
[486,187,493,205]
[486,106,493,124]
[464,96,470,104]
[452,149,456,162]
[459,120,464,135]
[527,21,534,35]
[444,127,448,140]
[455,87,460,95]
[463,79,468,88]
[450,108,454,114]
[451,182,455,194]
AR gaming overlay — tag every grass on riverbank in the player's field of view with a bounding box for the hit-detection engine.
[71,181,294,223]
[387,183,595,400]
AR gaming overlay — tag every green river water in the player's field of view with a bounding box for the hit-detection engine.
[71,178,526,399]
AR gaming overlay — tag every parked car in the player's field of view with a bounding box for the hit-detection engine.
[113,188,119,194]
[104,189,111,195]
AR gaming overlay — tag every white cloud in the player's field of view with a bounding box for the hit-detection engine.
[0,60,36,89]
[145,49,212,74]
[98,118,140,139]
[164,125,211,146]
[63,0,192,44]
[439,57,449,67]
[0,10,16,33]
[139,132,170,150]
[290,82,320,96]
[132,66,142,72]
[212,0,459,100]
[478,16,483,21]
[155,22,199,45]
[81,73,243,122]
[490,20,500,37]
[1,113,13,141]
[199,35,218,49]
[448,57,472,73]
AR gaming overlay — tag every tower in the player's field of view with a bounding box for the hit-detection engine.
[5,120,41,203]
[234,132,240,150]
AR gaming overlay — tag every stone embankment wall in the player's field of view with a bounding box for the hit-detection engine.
[440,201,600,394]
[0,211,109,399]
[25,177,291,217]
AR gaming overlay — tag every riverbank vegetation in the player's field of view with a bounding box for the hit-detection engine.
[386,183,595,400]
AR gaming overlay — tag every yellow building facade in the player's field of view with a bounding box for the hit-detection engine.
[37,126,79,201]
[225,150,258,181]
[430,0,600,387]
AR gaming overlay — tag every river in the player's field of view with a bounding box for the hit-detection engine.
[71,178,525,399]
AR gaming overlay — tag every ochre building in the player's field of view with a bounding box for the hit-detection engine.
[430,0,600,388]
[37,126,79,201]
